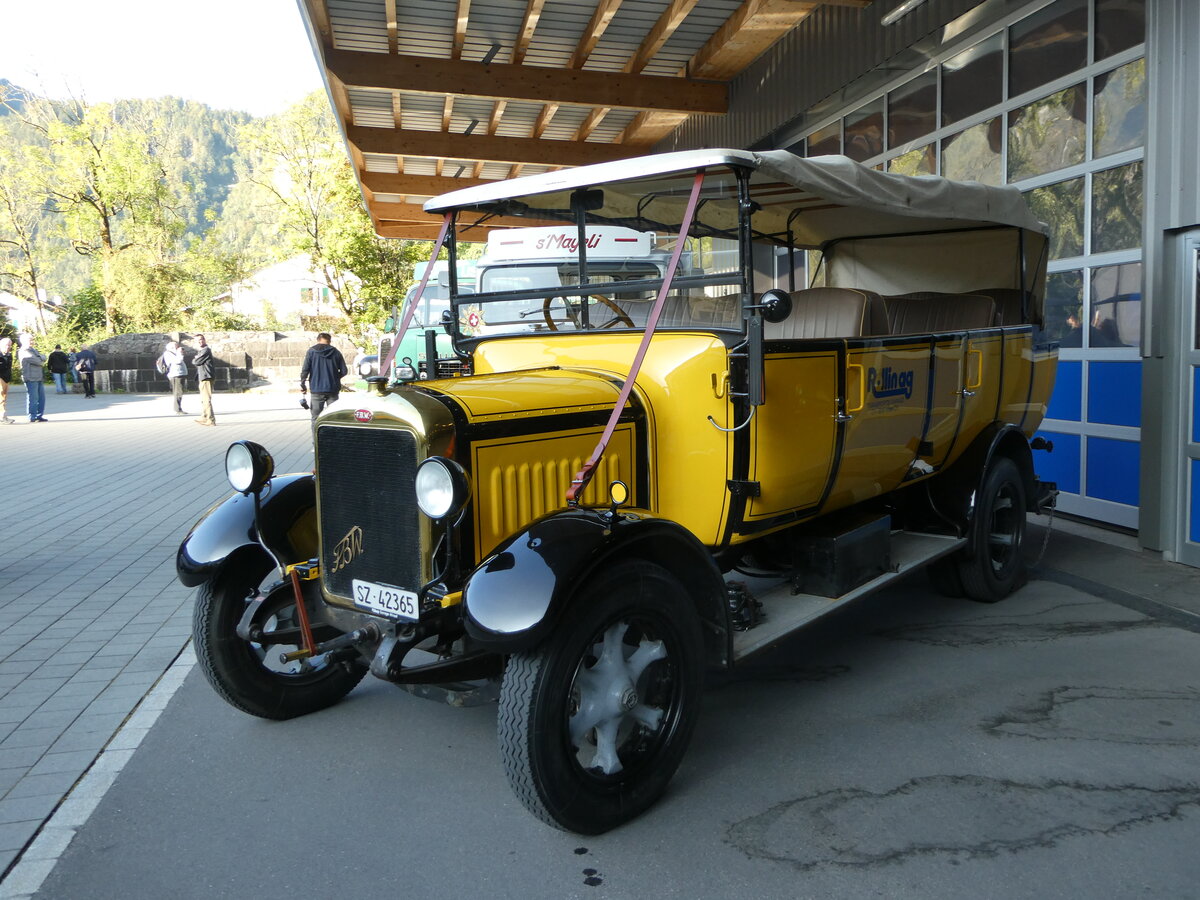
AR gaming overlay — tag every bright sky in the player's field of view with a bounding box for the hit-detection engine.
[0,0,325,116]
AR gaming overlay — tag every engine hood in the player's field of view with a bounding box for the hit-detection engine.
[414,367,629,424]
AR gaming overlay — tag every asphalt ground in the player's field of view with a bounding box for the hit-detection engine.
[3,387,1200,898]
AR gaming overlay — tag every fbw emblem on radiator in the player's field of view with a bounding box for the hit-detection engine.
[330,526,364,573]
[354,408,373,422]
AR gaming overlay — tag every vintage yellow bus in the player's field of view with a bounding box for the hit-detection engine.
[177,149,1057,833]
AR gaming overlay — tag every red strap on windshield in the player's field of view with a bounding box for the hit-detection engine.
[566,169,707,505]
[380,212,454,377]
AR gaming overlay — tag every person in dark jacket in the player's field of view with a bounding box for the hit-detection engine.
[0,336,13,424]
[48,345,70,394]
[75,345,97,398]
[299,332,347,421]
[193,334,216,426]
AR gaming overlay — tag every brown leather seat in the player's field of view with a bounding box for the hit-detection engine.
[974,288,1028,325]
[883,292,996,334]
[656,293,742,328]
[765,287,883,339]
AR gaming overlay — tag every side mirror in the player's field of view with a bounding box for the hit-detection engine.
[441,309,454,334]
[395,357,417,382]
[760,289,792,323]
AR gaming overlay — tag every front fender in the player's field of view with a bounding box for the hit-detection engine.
[462,508,727,656]
[176,474,318,587]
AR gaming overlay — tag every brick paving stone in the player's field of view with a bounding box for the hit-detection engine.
[3,772,82,802]
[0,392,312,874]
[0,821,39,853]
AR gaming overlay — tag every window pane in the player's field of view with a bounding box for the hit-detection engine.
[1093,59,1146,159]
[1195,252,1200,350]
[1009,0,1088,98]
[888,144,935,176]
[941,118,1002,185]
[844,98,884,162]
[1090,262,1142,348]
[941,32,1003,126]
[888,69,937,148]
[1046,269,1084,345]
[1007,84,1087,182]
[1025,178,1084,260]
[1092,161,1143,253]
[807,121,841,157]
[1096,0,1145,61]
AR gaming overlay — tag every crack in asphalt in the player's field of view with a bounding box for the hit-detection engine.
[726,775,1200,871]
[982,685,1200,745]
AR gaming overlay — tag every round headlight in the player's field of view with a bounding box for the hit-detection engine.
[225,440,274,495]
[414,457,469,519]
[359,360,374,376]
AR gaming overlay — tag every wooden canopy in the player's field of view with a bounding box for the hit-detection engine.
[298,0,873,239]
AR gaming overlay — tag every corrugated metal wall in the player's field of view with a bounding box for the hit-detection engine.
[658,0,988,152]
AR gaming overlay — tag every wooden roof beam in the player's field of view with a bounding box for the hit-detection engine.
[325,49,726,114]
[512,0,546,65]
[363,172,493,195]
[623,0,701,75]
[348,125,635,167]
[569,0,624,69]
[384,0,398,53]
[619,0,826,145]
[454,0,472,59]
[373,201,564,230]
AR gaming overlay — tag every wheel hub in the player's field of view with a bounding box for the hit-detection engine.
[568,621,668,775]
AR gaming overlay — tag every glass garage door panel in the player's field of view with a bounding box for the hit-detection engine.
[1035,430,1081,494]
[1192,460,1200,544]
[1088,361,1142,427]
[1047,362,1083,421]
[1086,437,1140,506]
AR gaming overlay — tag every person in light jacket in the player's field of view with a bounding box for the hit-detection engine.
[18,333,47,423]
[162,340,188,415]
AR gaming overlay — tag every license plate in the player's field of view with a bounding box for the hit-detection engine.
[351,579,419,621]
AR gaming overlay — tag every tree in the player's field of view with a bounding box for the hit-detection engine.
[0,122,55,332]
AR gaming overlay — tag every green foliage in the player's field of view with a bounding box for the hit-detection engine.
[0,86,457,342]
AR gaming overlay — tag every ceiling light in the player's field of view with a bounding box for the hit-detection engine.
[881,0,929,26]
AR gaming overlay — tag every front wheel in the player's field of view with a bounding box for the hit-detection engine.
[498,560,704,833]
[193,551,367,720]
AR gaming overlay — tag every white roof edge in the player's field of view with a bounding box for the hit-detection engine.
[423,149,760,212]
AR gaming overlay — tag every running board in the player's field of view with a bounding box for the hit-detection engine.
[731,531,966,662]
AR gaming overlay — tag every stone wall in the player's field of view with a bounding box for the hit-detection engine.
[87,331,360,394]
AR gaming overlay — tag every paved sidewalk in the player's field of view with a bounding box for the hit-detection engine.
[0,388,316,874]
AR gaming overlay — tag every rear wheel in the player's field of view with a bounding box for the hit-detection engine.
[498,560,704,833]
[193,552,367,720]
[957,456,1027,603]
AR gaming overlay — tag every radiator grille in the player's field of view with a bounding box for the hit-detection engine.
[316,425,422,598]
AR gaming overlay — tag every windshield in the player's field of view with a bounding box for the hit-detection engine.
[447,168,747,342]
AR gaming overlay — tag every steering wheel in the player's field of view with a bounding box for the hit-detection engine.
[542,295,635,331]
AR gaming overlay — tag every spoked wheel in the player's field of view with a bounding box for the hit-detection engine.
[498,560,703,833]
[193,551,367,720]
[956,456,1027,603]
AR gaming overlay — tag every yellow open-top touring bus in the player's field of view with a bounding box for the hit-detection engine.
[177,149,1058,833]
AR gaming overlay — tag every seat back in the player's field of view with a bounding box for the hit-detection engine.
[883,292,996,334]
[655,293,742,328]
[974,288,1027,325]
[765,287,882,339]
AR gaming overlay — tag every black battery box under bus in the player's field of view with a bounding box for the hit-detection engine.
[789,513,891,598]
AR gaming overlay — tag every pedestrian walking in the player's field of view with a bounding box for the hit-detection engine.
[48,345,70,393]
[18,333,47,423]
[0,336,13,424]
[158,340,188,415]
[299,332,347,422]
[67,347,78,384]
[193,334,216,426]
[75,345,97,398]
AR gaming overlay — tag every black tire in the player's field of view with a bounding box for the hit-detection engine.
[498,560,704,833]
[193,551,367,720]
[957,456,1027,603]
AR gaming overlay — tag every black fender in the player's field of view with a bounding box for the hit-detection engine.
[176,474,318,587]
[462,507,729,662]
[930,423,1037,532]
